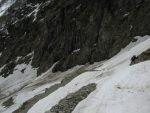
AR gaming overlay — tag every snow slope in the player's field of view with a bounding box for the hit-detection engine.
[0,81,60,113]
[0,61,83,113]
[0,0,16,16]
[72,61,150,113]
[0,36,149,113]
[27,36,150,113]
[0,52,37,99]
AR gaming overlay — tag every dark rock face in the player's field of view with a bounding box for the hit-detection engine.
[2,97,14,108]
[0,0,150,75]
[131,49,150,65]
[49,83,96,113]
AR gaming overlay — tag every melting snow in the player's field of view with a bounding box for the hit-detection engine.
[0,36,150,113]
[27,36,150,113]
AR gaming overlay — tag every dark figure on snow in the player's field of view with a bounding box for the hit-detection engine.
[131,55,138,64]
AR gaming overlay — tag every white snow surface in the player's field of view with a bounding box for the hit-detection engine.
[118,36,149,55]
[0,59,83,113]
[0,63,37,99]
[0,81,60,113]
[27,35,150,113]
[0,52,37,100]
[0,0,16,16]
[0,52,39,113]
[0,35,149,113]
[73,61,150,113]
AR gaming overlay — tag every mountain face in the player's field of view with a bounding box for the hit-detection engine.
[0,0,150,113]
[0,0,150,76]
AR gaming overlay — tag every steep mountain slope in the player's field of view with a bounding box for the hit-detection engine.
[26,36,150,113]
[0,0,150,75]
[0,35,149,113]
[0,0,150,113]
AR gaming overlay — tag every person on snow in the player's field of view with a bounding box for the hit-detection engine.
[131,55,138,64]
